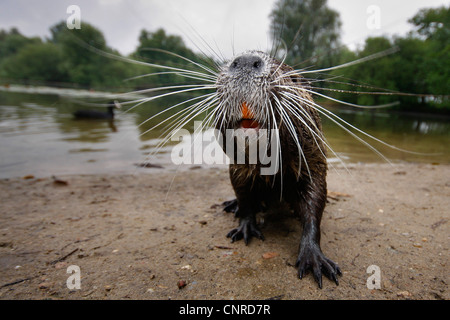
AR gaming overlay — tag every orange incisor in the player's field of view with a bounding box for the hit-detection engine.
[240,102,259,129]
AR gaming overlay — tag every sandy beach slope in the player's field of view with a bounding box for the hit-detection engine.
[0,163,448,300]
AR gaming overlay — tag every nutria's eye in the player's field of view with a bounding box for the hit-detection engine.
[253,61,261,69]
[231,61,238,68]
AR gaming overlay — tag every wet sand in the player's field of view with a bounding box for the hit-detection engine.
[0,163,448,300]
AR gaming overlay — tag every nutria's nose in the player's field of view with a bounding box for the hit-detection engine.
[229,54,264,74]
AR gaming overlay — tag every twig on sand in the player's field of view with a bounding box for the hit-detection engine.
[49,248,79,265]
[0,277,36,289]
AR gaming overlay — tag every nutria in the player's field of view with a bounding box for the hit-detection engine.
[215,50,341,288]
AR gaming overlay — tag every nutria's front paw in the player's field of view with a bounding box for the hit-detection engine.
[226,217,264,245]
[296,245,342,289]
[222,199,238,215]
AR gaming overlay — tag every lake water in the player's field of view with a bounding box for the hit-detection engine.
[0,86,449,179]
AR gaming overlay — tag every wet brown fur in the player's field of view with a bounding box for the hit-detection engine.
[216,51,341,288]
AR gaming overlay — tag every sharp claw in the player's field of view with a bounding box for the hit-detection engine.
[328,268,339,286]
[313,268,323,289]
[333,274,339,286]
[226,229,235,238]
[243,231,250,245]
[222,199,238,214]
[296,260,306,280]
[296,247,341,288]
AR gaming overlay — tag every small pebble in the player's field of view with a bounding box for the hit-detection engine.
[397,290,412,298]
[177,280,187,289]
[38,282,51,289]
[262,252,279,259]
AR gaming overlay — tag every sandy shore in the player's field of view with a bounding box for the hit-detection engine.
[0,163,448,300]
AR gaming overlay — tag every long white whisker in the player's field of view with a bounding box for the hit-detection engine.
[157,95,219,140]
[276,84,400,109]
[121,85,216,114]
[306,87,400,109]
[279,89,395,162]
[267,96,283,196]
[118,84,215,100]
[139,48,219,77]
[274,86,393,162]
[144,94,218,143]
[279,91,349,174]
[299,46,399,75]
[142,95,219,159]
[307,85,404,97]
[71,35,220,79]
[136,92,217,131]
[279,93,330,159]
[125,71,216,83]
[271,93,307,179]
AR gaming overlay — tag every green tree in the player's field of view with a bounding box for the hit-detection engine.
[269,0,342,68]
[50,21,107,86]
[0,42,67,83]
[409,6,450,43]
[49,21,131,88]
[409,6,450,105]
[0,28,41,65]
[319,5,449,112]
[391,36,428,106]
[135,28,198,65]
[131,28,206,88]
[327,37,398,106]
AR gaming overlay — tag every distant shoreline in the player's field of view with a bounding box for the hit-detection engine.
[1,83,449,116]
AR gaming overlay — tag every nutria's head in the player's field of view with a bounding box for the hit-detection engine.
[214,50,325,177]
[215,50,312,133]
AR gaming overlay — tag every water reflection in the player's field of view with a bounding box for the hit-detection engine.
[321,106,449,164]
[60,117,118,142]
[0,89,448,178]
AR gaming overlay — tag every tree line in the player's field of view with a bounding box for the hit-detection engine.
[0,22,204,92]
[0,0,448,113]
[271,0,449,113]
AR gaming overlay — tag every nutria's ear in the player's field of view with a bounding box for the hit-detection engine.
[291,75,311,88]
[291,75,300,83]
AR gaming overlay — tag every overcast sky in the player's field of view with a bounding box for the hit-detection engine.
[1,0,449,59]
